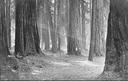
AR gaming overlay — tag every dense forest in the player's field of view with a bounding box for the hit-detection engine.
[0,0,128,80]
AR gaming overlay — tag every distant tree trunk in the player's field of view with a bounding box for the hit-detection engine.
[43,23,50,51]
[37,0,50,51]
[65,0,69,53]
[15,0,41,58]
[5,0,11,49]
[89,0,106,60]
[103,0,128,79]
[88,0,96,61]
[57,0,67,52]
[51,0,58,53]
[37,0,43,50]
[43,0,50,51]
[45,0,58,53]
[0,0,19,80]
[94,0,100,56]
[81,0,86,51]
[57,0,61,51]
[94,0,104,56]
[78,0,83,54]
[67,0,81,55]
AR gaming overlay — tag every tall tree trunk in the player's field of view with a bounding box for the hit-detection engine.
[88,0,97,61]
[37,0,50,51]
[57,0,61,51]
[57,0,67,52]
[45,0,57,53]
[51,0,58,53]
[103,0,110,55]
[43,0,50,51]
[103,0,128,79]
[81,0,86,51]
[94,0,104,56]
[89,0,106,60]
[65,0,69,53]
[15,0,41,58]
[37,0,43,50]
[67,0,81,55]
[0,0,9,68]
[15,0,24,57]
[0,0,19,80]
[5,0,11,49]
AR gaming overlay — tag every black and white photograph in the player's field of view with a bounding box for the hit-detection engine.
[0,0,126,80]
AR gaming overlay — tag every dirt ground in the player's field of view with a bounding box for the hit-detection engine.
[19,52,105,80]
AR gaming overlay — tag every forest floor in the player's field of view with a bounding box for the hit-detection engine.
[18,51,105,80]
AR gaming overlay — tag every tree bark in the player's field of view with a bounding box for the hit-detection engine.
[94,0,105,56]
[103,0,128,79]
[67,0,81,55]
[45,0,57,53]
[57,0,61,51]
[51,0,58,53]
[42,0,50,51]
[37,0,50,51]
[37,0,43,50]
[0,0,19,80]
[15,0,41,58]
[57,0,67,52]
[5,0,11,49]
[88,0,97,61]
[81,0,86,51]
[89,0,105,60]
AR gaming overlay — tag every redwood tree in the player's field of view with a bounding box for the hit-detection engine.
[0,0,18,80]
[67,0,81,55]
[94,0,105,56]
[15,0,41,58]
[51,0,58,53]
[43,0,50,51]
[57,0,67,51]
[5,0,11,49]
[103,0,128,79]
[88,0,106,61]
[37,0,50,51]
[81,0,86,51]
[88,0,97,61]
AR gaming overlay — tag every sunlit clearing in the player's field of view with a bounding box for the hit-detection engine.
[74,61,104,67]
[51,61,71,66]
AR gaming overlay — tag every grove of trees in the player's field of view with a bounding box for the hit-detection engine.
[1,0,128,80]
